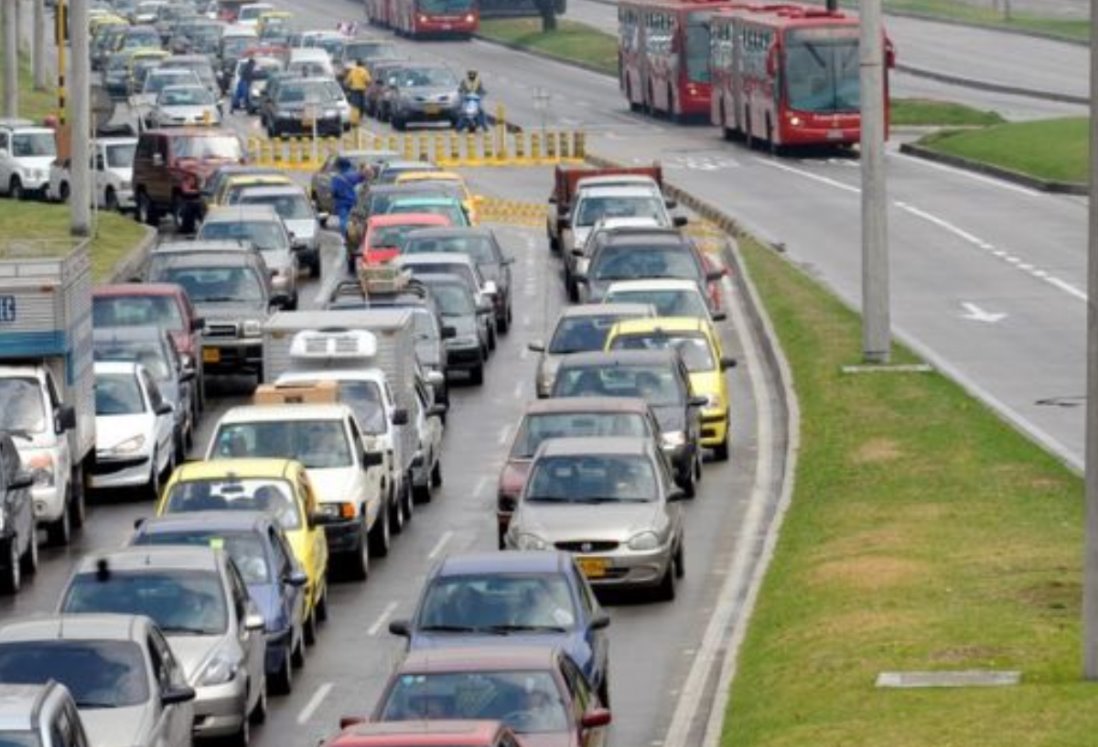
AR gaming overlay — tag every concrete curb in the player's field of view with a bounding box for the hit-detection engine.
[899,141,1088,194]
[107,224,157,283]
[472,33,616,79]
[895,63,1087,105]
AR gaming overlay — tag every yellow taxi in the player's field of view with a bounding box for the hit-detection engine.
[125,48,170,95]
[211,172,293,207]
[157,458,331,631]
[395,170,481,224]
[90,14,128,37]
[604,316,736,460]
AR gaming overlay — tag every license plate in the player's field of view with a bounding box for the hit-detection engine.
[202,348,220,364]
[827,128,843,140]
[424,104,440,115]
[577,557,608,578]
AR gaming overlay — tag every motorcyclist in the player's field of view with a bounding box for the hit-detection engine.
[458,69,487,130]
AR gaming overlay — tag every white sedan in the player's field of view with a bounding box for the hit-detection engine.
[146,85,223,129]
[603,278,719,322]
[91,361,176,498]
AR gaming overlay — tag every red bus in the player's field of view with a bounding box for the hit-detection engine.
[366,0,478,37]
[617,0,738,121]
[710,5,893,148]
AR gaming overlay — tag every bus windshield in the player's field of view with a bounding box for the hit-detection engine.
[784,26,860,114]
[685,12,711,83]
[418,0,474,12]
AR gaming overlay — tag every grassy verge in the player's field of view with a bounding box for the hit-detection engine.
[721,234,1087,746]
[15,52,57,124]
[0,200,147,281]
[477,18,620,76]
[878,0,1089,42]
[918,116,1087,183]
[892,97,1005,127]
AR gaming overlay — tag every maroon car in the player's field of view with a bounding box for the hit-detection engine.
[498,397,664,549]
[92,283,206,414]
[363,647,610,747]
[327,720,525,747]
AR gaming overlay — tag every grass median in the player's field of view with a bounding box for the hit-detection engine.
[877,0,1089,42]
[917,116,1087,183]
[0,200,147,281]
[721,235,1088,745]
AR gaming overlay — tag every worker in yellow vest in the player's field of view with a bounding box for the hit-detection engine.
[344,59,371,123]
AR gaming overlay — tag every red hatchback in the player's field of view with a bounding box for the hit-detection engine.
[361,213,452,267]
[326,720,525,747]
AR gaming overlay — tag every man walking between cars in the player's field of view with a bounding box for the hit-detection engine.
[344,59,371,124]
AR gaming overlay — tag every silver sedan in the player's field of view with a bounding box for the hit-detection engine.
[505,435,686,601]
[147,84,222,128]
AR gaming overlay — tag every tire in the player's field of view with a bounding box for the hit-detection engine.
[497,312,509,335]
[487,326,496,351]
[431,458,442,488]
[292,627,307,666]
[59,182,70,203]
[105,187,119,212]
[400,478,414,521]
[9,177,23,201]
[655,561,676,601]
[46,500,71,547]
[566,274,579,303]
[392,116,406,131]
[674,541,685,579]
[145,449,162,501]
[69,471,86,529]
[137,191,158,226]
[315,586,329,622]
[389,485,406,535]
[249,684,268,724]
[269,646,293,695]
[713,430,730,462]
[744,107,753,150]
[172,195,195,234]
[413,476,431,504]
[468,363,484,386]
[0,540,21,595]
[347,527,371,579]
[680,463,696,499]
[598,676,610,708]
[20,528,37,576]
[303,606,317,646]
[368,506,390,558]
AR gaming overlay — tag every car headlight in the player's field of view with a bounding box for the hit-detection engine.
[26,454,55,487]
[277,111,294,118]
[662,430,686,447]
[515,532,548,551]
[702,393,720,408]
[109,434,147,454]
[323,109,338,118]
[242,320,261,337]
[198,650,242,686]
[315,502,356,520]
[627,531,661,551]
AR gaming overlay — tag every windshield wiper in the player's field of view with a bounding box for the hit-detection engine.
[524,495,568,503]
[163,625,214,635]
[195,296,242,303]
[75,701,120,709]
[484,623,568,633]
[419,624,479,632]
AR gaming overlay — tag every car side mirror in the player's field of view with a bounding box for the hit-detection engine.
[527,340,545,353]
[573,272,587,284]
[570,248,584,257]
[558,216,571,229]
[581,708,612,728]
[688,395,708,408]
[284,569,309,587]
[390,407,409,426]
[133,517,147,530]
[482,280,498,297]
[665,198,677,209]
[427,404,446,418]
[502,256,515,265]
[191,317,205,331]
[672,215,689,228]
[95,154,106,171]
[667,487,686,502]
[9,469,33,490]
[243,611,266,631]
[161,685,196,706]
[388,619,411,637]
[180,368,196,383]
[706,269,725,282]
[590,611,610,630]
[711,310,727,322]
[720,356,737,370]
[425,370,445,388]
[362,450,384,468]
[56,404,77,433]
[547,194,557,204]
[476,299,493,315]
[155,401,174,416]
[307,512,325,529]
[441,325,457,339]
[270,293,291,310]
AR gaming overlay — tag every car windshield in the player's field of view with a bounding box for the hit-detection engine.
[0,378,47,433]
[198,220,286,250]
[379,670,568,733]
[315,37,345,56]
[95,372,146,415]
[785,26,860,114]
[158,266,265,305]
[10,133,55,157]
[94,341,171,382]
[105,142,136,168]
[162,477,301,530]
[549,315,622,354]
[344,41,393,59]
[685,11,712,83]
[135,531,272,584]
[222,36,255,56]
[335,380,388,435]
[387,201,464,225]
[93,295,185,331]
[397,66,457,88]
[419,0,474,10]
[405,264,474,289]
[605,289,708,319]
[369,224,423,249]
[512,412,648,458]
[526,453,657,503]
[0,732,38,747]
[211,420,353,469]
[555,364,684,406]
[159,86,214,105]
[0,641,150,709]
[145,71,197,93]
[591,247,700,281]
[423,282,473,316]
[278,81,336,103]
[405,235,495,263]
[171,135,242,160]
[575,195,664,227]
[63,570,229,635]
[239,192,313,220]
[412,310,438,341]
[419,573,576,631]
[609,332,715,371]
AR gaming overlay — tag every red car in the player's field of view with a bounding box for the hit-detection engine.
[362,647,611,747]
[360,213,452,267]
[327,720,525,747]
[92,283,206,413]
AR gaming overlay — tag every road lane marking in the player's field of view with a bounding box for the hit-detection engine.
[513,381,524,399]
[296,682,332,724]
[367,601,399,636]
[473,475,489,498]
[1047,276,1088,301]
[497,424,512,445]
[427,530,454,559]
[894,150,1043,197]
[756,157,860,194]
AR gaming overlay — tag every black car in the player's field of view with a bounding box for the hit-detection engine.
[413,273,488,386]
[549,349,705,497]
[403,227,514,334]
[577,229,723,310]
[262,77,346,138]
[0,433,36,595]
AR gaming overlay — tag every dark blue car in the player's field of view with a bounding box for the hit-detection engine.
[130,511,309,695]
[388,551,612,703]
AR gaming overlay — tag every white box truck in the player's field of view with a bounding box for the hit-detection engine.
[0,240,95,545]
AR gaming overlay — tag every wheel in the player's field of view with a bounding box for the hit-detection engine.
[468,363,484,386]
[20,528,37,575]
[9,177,23,201]
[172,195,195,234]
[315,586,329,622]
[269,646,293,695]
[713,429,730,462]
[249,683,267,724]
[367,508,389,556]
[655,561,676,601]
[566,274,579,303]
[766,119,781,157]
[400,478,414,521]
[674,541,685,579]
[0,540,21,595]
[345,253,357,276]
[69,471,86,529]
[303,606,317,646]
[498,526,507,551]
[145,449,161,501]
[496,313,509,335]
[680,463,696,499]
[487,326,496,351]
[105,187,119,212]
[389,485,406,535]
[348,526,371,578]
[744,107,754,150]
[430,458,442,488]
[413,476,431,503]
[309,255,321,279]
[59,182,70,202]
[392,116,406,131]
[137,191,158,226]
[598,675,610,707]
[46,499,71,547]
[292,627,307,666]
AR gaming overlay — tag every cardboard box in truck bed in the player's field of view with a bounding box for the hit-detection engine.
[254,380,339,405]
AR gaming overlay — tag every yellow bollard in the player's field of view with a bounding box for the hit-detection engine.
[512,132,525,164]
[482,130,494,162]
[530,132,542,162]
[402,135,414,160]
[434,133,445,165]
[545,131,557,159]
[417,133,429,162]
[465,132,479,165]
[449,132,461,164]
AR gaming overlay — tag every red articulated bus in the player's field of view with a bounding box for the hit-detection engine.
[617,0,739,121]
[367,0,479,37]
[710,4,894,149]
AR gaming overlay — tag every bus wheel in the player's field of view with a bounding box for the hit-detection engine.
[721,103,733,141]
[668,85,680,124]
[766,119,781,157]
[744,108,754,149]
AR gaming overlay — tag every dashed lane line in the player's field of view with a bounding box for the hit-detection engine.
[295,682,333,725]
[367,601,399,636]
[427,530,454,560]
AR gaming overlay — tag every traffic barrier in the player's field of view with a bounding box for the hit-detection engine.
[476,196,546,227]
[245,125,586,170]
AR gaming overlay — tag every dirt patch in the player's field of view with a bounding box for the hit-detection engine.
[813,609,920,639]
[812,556,926,590]
[852,437,902,464]
[929,644,1009,664]
[1018,579,1080,613]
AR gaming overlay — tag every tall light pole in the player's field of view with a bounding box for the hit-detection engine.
[860,0,890,363]
[1081,0,1098,682]
[69,0,90,237]
[33,0,46,91]
[2,0,17,118]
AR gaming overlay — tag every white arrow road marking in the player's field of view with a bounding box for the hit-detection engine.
[960,302,1007,323]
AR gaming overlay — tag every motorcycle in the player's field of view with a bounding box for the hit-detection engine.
[455,93,485,133]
